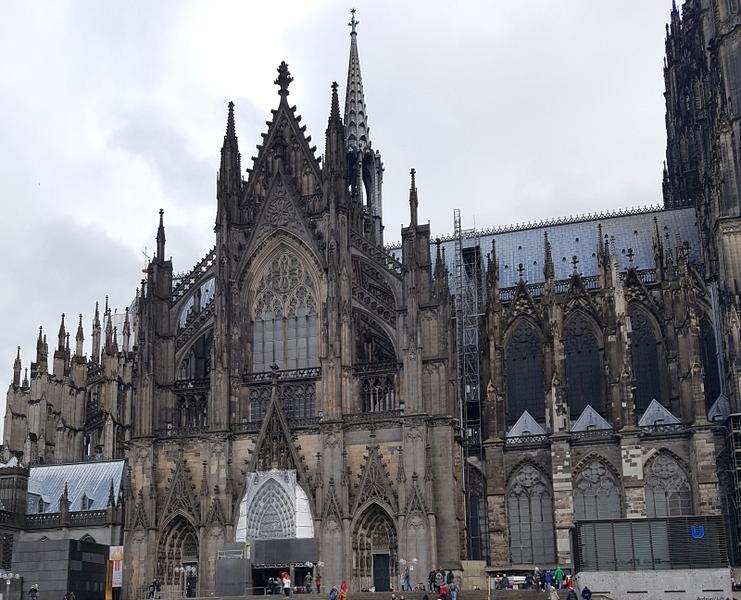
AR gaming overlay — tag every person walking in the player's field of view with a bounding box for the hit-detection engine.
[28,584,39,600]
[543,570,553,591]
[566,588,577,600]
[282,573,291,597]
[315,574,322,595]
[449,579,459,600]
[339,580,348,600]
[434,570,444,593]
[428,571,436,593]
[328,586,338,600]
[581,586,592,600]
[548,586,559,600]
[305,573,313,594]
[553,566,564,590]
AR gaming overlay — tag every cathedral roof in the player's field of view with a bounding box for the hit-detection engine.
[506,410,546,438]
[638,398,681,427]
[26,460,125,513]
[389,205,699,289]
[571,405,612,432]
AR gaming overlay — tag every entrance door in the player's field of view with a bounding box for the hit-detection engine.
[373,553,390,592]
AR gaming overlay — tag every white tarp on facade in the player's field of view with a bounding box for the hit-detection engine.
[235,469,314,542]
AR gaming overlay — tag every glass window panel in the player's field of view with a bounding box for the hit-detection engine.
[629,305,663,414]
[505,321,546,424]
[614,523,634,570]
[594,522,616,570]
[632,521,653,570]
[564,314,604,418]
[649,521,670,569]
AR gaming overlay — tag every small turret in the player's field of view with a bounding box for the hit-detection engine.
[12,346,21,388]
[217,101,242,222]
[433,239,448,299]
[409,168,418,227]
[156,209,166,261]
[22,368,28,389]
[91,301,101,363]
[122,307,131,353]
[543,232,554,281]
[75,314,84,358]
[57,313,66,352]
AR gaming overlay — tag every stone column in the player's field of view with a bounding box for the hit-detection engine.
[550,433,574,566]
[484,438,508,567]
[619,430,646,517]
[690,426,722,515]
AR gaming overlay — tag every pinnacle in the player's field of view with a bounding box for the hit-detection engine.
[329,81,341,126]
[345,10,370,152]
[224,101,238,148]
[275,61,293,97]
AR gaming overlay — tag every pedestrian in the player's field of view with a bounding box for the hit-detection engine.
[434,570,444,593]
[147,581,156,599]
[28,584,39,600]
[449,579,459,600]
[581,586,592,600]
[340,580,348,600]
[428,571,436,592]
[329,586,338,600]
[402,566,411,592]
[543,570,553,590]
[315,574,322,595]
[283,573,291,597]
[500,575,510,590]
[548,586,559,600]
[154,578,162,599]
[524,573,533,590]
[566,588,577,600]
[446,571,453,586]
[554,566,564,590]
[305,573,313,594]
[68,593,75,600]
[566,575,573,589]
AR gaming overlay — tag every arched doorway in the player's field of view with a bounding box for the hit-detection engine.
[158,515,199,597]
[353,504,397,592]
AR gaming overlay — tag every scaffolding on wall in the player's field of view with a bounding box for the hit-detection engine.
[725,413,741,563]
[453,208,489,562]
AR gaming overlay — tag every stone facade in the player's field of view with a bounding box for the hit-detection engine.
[2,1,741,593]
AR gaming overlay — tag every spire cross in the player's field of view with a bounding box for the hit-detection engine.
[627,247,635,265]
[410,168,416,189]
[517,263,525,280]
[349,8,359,34]
[571,255,579,273]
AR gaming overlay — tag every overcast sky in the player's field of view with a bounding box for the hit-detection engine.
[0,1,674,426]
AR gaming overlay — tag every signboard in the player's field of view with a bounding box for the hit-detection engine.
[110,546,124,588]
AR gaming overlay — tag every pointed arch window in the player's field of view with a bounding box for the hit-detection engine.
[564,314,604,419]
[507,464,555,565]
[699,314,721,411]
[505,320,545,425]
[252,251,319,373]
[573,459,621,521]
[177,331,213,381]
[645,453,693,517]
[629,305,664,415]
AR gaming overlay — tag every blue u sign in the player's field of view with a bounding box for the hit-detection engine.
[690,524,705,539]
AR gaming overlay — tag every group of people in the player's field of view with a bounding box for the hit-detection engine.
[426,568,458,599]
[146,578,161,599]
[266,572,323,595]
[493,567,592,600]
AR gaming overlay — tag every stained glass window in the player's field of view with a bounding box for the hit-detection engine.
[645,453,693,517]
[507,464,555,565]
[699,314,721,412]
[252,251,319,372]
[573,459,622,521]
[505,320,545,425]
[629,305,664,415]
[564,314,604,419]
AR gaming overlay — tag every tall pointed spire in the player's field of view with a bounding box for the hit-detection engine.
[122,307,131,353]
[218,101,241,202]
[156,209,166,261]
[345,8,370,153]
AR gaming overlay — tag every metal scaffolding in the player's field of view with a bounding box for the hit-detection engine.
[454,208,489,562]
[726,413,741,562]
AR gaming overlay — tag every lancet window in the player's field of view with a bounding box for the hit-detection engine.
[629,305,663,415]
[564,314,604,419]
[699,314,721,411]
[505,320,545,425]
[645,453,693,518]
[252,251,319,373]
[177,331,212,381]
[573,459,622,521]
[507,464,555,565]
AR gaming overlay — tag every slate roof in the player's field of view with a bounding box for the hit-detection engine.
[506,411,545,438]
[571,405,612,432]
[637,399,681,427]
[389,206,699,290]
[26,460,125,514]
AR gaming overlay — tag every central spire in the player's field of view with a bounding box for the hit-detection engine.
[345,9,369,152]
